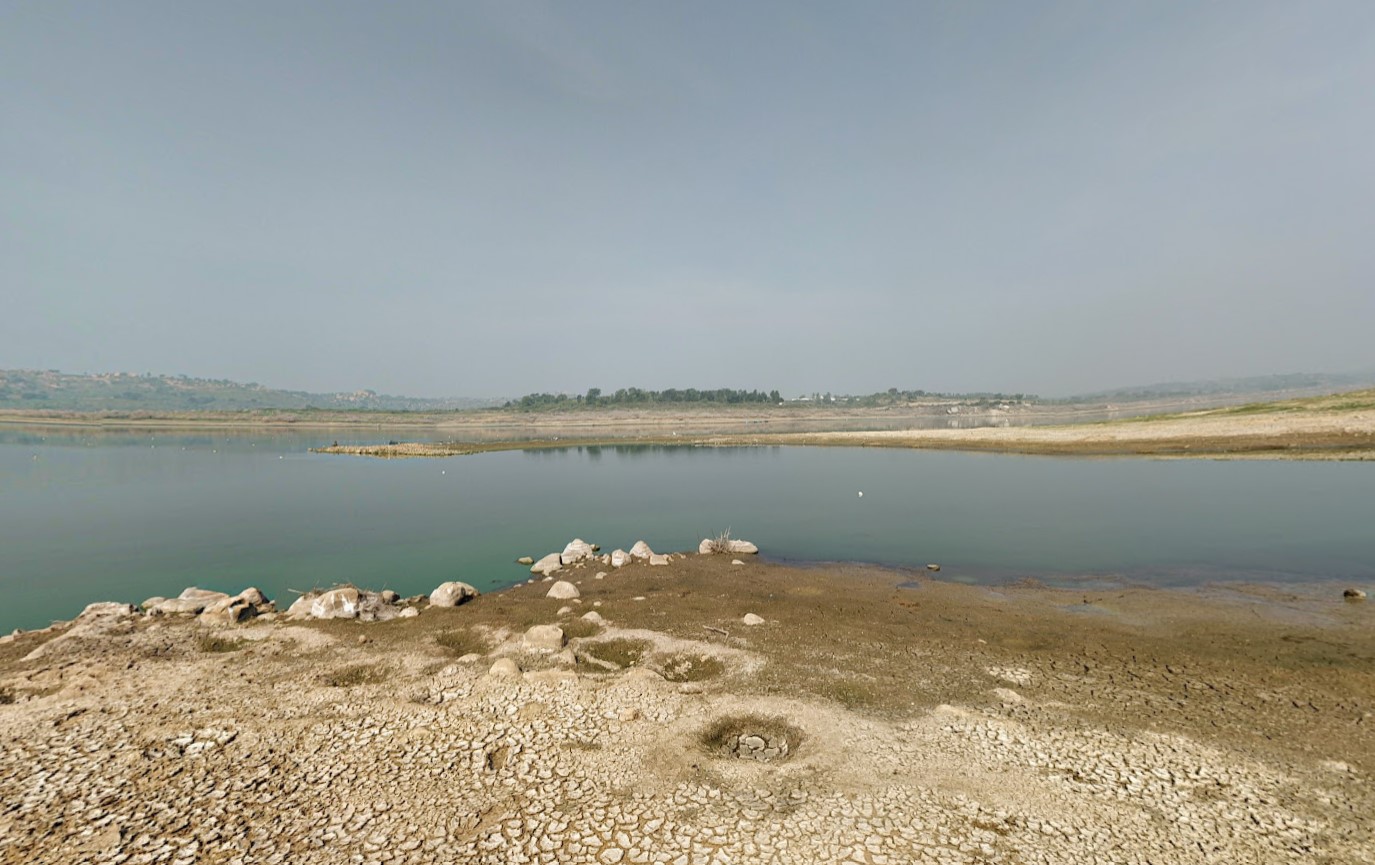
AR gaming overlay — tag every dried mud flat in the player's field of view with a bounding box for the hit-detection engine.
[2,557,1372,865]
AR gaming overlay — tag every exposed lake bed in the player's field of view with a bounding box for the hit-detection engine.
[1,554,1371,864]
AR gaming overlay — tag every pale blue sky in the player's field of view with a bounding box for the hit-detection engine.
[3,1,1373,397]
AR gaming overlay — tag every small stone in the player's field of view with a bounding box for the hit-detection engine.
[517,556,535,566]
[581,611,605,624]
[731,559,745,566]
[1344,588,1367,601]
[557,605,573,615]
[742,613,765,626]
[926,563,941,572]
[399,607,419,618]
[648,554,670,566]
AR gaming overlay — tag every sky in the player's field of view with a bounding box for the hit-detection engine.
[3,1,1373,398]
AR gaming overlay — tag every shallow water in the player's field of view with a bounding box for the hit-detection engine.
[1,429,1372,632]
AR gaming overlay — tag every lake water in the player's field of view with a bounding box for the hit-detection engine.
[1,429,1372,633]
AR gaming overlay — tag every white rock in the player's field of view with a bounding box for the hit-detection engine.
[742,613,766,626]
[610,549,630,568]
[648,554,670,566]
[522,624,567,651]
[429,581,479,607]
[530,553,564,576]
[629,540,654,560]
[731,559,745,566]
[546,581,581,600]
[310,587,361,619]
[698,538,716,555]
[398,607,419,618]
[727,539,758,554]
[557,605,573,615]
[286,594,316,619]
[560,539,595,565]
[581,611,605,624]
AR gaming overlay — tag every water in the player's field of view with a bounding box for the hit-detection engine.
[1,429,1372,632]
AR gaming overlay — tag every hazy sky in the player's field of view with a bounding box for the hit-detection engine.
[4,1,1373,397]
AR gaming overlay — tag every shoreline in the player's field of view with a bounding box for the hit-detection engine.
[3,550,1371,863]
[308,389,1375,460]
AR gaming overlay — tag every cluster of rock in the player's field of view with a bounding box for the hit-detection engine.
[525,535,760,577]
[135,579,484,626]
[724,729,793,762]
[526,538,679,576]
[143,587,275,626]
[697,537,759,555]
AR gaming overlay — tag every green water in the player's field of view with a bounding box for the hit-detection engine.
[1,429,1371,632]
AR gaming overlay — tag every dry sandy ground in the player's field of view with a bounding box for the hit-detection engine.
[2,556,1372,865]
[317,404,1375,460]
[720,406,1375,459]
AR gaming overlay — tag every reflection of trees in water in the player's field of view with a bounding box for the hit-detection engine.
[518,445,781,461]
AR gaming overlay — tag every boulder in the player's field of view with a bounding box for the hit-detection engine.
[698,538,717,555]
[310,587,361,620]
[179,587,231,603]
[429,581,480,607]
[356,591,402,622]
[731,559,745,566]
[546,581,580,600]
[379,589,400,604]
[234,587,269,606]
[197,588,271,626]
[149,597,214,615]
[198,597,256,627]
[629,540,655,560]
[286,594,316,619]
[77,602,139,623]
[150,587,231,616]
[399,607,419,619]
[522,624,566,652]
[742,613,766,626]
[516,556,535,566]
[530,553,563,576]
[140,596,167,611]
[648,554,670,566]
[727,540,758,555]
[560,539,595,565]
[581,611,605,624]
[488,658,521,677]
[610,549,630,568]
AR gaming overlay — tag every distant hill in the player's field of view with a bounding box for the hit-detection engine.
[1064,371,1375,403]
[0,369,501,412]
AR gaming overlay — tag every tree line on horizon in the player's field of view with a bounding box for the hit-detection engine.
[506,388,783,410]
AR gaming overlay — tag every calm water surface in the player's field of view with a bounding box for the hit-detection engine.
[1,429,1372,632]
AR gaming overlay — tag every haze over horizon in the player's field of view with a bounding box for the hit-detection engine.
[4,1,1373,399]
